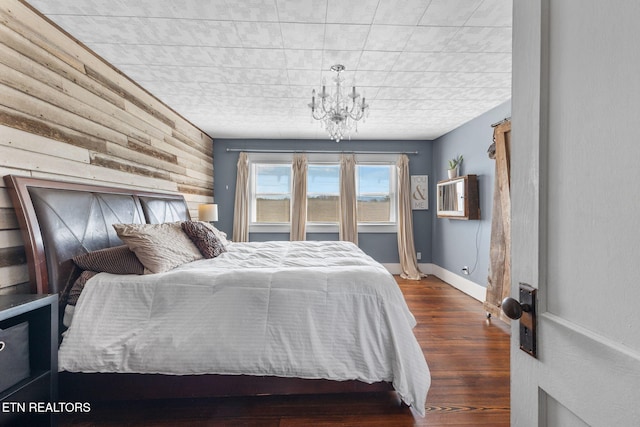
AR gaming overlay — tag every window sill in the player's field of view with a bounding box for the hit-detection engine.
[249,223,290,233]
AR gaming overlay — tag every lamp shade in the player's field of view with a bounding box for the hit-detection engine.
[198,204,218,222]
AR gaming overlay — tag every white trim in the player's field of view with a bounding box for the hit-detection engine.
[356,223,396,233]
[249,223,290,233]
[425,264,487,302]
[382,263,487,302]
[381,263,403,275]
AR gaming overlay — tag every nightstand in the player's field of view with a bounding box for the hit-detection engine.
[0,294,58,426]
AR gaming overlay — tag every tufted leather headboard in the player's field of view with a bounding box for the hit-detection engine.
[139,196,190,224]
[4,175,191,295]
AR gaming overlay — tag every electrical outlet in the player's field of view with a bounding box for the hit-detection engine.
[417,252,422,260]
[462,266,469,275]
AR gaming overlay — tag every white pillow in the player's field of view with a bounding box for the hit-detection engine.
[113,222,203,274]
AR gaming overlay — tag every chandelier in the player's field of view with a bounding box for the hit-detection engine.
[309,64,369,142]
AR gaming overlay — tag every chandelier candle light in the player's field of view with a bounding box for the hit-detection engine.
[309,64,369,142]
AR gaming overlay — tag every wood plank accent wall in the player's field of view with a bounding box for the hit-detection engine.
[0,0,215,294]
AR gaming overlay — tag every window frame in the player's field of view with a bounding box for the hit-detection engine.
[247,153,398,234]
[355,161,397,231]
[306,162,341,227]
[249,154,293,233]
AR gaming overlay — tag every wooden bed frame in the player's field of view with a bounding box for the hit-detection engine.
[4,175,392,402]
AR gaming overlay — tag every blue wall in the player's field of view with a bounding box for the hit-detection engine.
[212,100,511,287]
[431,100,511,286]
[213,139,433,263]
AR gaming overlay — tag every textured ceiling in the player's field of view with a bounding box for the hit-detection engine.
[29,0,512,141]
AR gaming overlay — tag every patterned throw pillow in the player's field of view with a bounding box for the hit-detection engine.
[67,271,98,306]
[200,222,231,246]
[181,221,227,259]
[73,245,144,275]
[113,222,203,274]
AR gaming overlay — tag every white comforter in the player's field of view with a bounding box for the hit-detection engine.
[59,241,430,415]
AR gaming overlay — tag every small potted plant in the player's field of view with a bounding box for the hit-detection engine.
[448,155,463,179]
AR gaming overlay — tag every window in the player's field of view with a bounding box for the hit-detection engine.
[307,164,340,223]
[357,164,395,223]
[249,154,397,232]
[252,163,291,223]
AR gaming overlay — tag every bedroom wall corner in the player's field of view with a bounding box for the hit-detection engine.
[0,0,214,294]
[424,264,487,302]
[431,100,511,289]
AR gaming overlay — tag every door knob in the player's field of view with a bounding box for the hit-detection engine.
[501,297,531,320]
[501,283,537,358]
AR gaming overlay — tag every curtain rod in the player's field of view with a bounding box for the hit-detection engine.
[225,148,418,155]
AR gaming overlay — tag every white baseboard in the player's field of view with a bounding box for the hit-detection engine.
[382,263,487,302]
[426,264,487,302]
[381,263,403,275]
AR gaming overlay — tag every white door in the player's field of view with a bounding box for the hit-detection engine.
[511,1,640,426]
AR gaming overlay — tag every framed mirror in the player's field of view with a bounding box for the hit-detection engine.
[436,174,480,220]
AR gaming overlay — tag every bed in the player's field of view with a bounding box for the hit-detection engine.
[4,174,430,415]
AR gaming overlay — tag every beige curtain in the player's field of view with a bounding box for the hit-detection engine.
[290,153,307,241]
[397,154,425,280]
[339,154,358,244]
[232,152,249,242]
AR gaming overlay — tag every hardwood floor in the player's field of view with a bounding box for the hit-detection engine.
[59,275,510,426]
